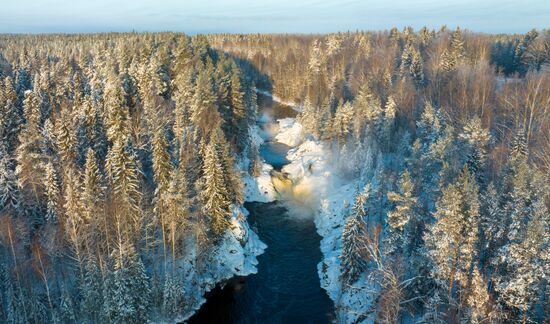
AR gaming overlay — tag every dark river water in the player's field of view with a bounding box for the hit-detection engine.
[188,93,334,324]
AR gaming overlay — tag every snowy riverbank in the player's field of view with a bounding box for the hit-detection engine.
[177,204,266,322]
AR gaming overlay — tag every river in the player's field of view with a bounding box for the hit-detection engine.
[188,94,334,323]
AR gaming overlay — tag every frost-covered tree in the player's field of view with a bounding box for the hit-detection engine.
[0,145,20,212]
[495,196,549,323]
[308,39,323,77]
[340,185,370,284]
[190,68,219,133]
[103,242,150,323]
[230,65,247,149]
[386,170,416,256]
[162,274,185,316]
[450,27,466,62]
[425,167,480,299]
[410,50,425,86]
[80,257,103,322]
[105,138,142,240]
[15,90,47,207]
[201,131,232,238]
[43,162,60,223]
[465,268,495,323]
[459,116,491,184]
[479,183,506,265]
[510,127,529,162]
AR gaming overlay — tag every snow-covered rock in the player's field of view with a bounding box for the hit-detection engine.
[275,118,305,147]
[178,205,266,322]
[243,162,277,203]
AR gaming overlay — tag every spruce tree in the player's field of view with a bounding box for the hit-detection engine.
[0,145,20,213]
[103,242,150,323]
[340,185,369,284]
[425,166,480,299]
[459,116,491,184]
[43,162,60,223]
[386,170,416,256]
[201,131,232,238]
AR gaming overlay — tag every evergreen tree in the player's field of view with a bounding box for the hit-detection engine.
[510,127,528,162]
[103,242,150,323]
[459,116,491,184]
[162,274,185,316]
[450,27,466,62]
[386,170,416,256]
[105,138,142,239]
[425,167,480,299]
[15,90,47,209]
[43,162,60,223]
[190,68,219,133]
[410,50,425,86]
[340,185,369,284]
[81,257,103,322]
[201,131,232,238]
[230,65,247,149]
[479,183,505,265]
[0,145,21,212]
[495,197,549,323]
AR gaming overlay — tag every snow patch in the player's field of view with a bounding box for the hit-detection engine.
[243,162,277,203]
[274,118,305,147]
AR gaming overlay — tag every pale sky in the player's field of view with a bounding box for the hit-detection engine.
[0,0,548,34]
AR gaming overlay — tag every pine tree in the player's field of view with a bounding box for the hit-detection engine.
[416,102,442,149]
[479,183,505,265]
[425,166,480,299]
[386,170,416,256]
[152,127,172,194]
[201,132,232,238]
[450,27,466,62]
[104,75,130,145]
[399,41,414,76]
[106,138,142,240]
[190,68,219,133]
[217,130,244,204]
[439,49,457,72]
[63,168,87,278]
[299,95,318,137]
[340,185,369,284]
[162,274,185,316]
[410,50,424,86]
[459,116,491,184]
[163,167,189,264]
[0,145,20,213]
[81,257,103,322]
[510,127,528,161]
[495,196,549,323]
[381,96,397,147]
[230,65,247,149]
[55,113,77,168]
[308,39,323,77]
[173,68,194,144]
[15,90,47,209]
[103,242,150,323]
[465,268,493,323]
[43,162,60,223]
[81,148,105,224]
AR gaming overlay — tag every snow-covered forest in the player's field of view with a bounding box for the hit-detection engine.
[0,27,549,323]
